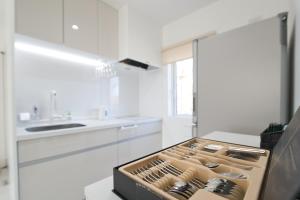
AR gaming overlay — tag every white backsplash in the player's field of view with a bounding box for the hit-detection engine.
[14,40,139,124]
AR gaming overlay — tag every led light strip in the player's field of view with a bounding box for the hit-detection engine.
[14,41,102,67]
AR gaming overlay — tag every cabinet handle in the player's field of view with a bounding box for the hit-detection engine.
[120,124,138,130]
[184,123,197,127]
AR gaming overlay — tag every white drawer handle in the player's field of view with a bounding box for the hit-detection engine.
[120,124,138,130]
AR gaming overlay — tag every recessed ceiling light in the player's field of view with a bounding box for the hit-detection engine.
[72,25,79,30]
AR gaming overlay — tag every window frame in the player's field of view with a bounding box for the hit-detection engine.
[170,58,193,117]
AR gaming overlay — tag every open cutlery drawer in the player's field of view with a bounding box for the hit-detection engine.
[113,138,270,200]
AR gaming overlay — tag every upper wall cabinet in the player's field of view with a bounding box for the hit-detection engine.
[15,0,64,44]
[98,1,118,61]
[16,0,119,59]
[64,0,98,54]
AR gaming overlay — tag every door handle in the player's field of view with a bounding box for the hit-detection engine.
[184,123,197,127]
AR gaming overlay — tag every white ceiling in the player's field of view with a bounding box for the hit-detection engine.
[102,0,219,26]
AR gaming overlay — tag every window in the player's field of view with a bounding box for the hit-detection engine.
[170,58,193,116]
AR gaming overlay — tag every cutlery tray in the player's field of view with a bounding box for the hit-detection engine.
[113,138,270,200]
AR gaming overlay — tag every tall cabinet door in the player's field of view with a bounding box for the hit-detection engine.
[0,53,5,168]
[64,0,98,54]
[15,0,63,44]
[194,15,288,136]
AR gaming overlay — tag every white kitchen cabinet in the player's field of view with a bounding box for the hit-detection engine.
[117,125,138,165]
[19,144,118,200]
[15,0,119,59]
[18,127,119,163]
[18,128,119,200]
[18,120,162,200]
[117,122,162,165]
[63,0,98,54]
[133,133,162,156]
[98,1,118,61]
[15,0,63,44]
[118,133,162,165]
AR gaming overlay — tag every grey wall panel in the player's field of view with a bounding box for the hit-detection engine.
[196,16,287,136]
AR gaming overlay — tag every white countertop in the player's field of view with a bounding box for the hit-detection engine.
[84,131,261,200]
[17,116,162,141]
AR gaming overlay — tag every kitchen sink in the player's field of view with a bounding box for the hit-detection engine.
[25,123,86,132]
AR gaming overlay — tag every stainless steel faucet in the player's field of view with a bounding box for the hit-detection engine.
[50,90,63,121]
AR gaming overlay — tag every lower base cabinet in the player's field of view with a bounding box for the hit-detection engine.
[118,133,162,165]
[18,121,162,200]
[19,145,118,200]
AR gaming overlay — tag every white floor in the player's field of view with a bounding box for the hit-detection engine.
[0,168,10,200]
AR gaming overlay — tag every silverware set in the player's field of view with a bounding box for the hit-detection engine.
[186,142,224,153]
[228,147,266,155]
[218,172,247,179]
[226,147,266,161]
[166,179,206,200]
[121,139,267,200]
[187,143,198,149]
[202,144,224,153]
[227,150,259,162]
[130,158,165,175]
[130,158,184,183]
[155,161,183,177]
[164,147,253,171]
[205,178,244,200]
[204,162,220,169]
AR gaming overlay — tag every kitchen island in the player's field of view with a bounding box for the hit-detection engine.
[84,131,260,200]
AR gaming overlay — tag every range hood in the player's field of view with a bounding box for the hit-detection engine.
[119,58,159,71]
[117,6,161,71]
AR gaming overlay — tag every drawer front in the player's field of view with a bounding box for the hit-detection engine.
[118,124,138,141]
[18,128,118,163]
[136,121,162,136]
[19,144,117,200]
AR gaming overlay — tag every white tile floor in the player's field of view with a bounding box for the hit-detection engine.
[0,168,10,200]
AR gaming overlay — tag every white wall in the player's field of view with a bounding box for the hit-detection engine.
[138,70,164,117]
[14,36,139,124]
[162,0,290,49]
